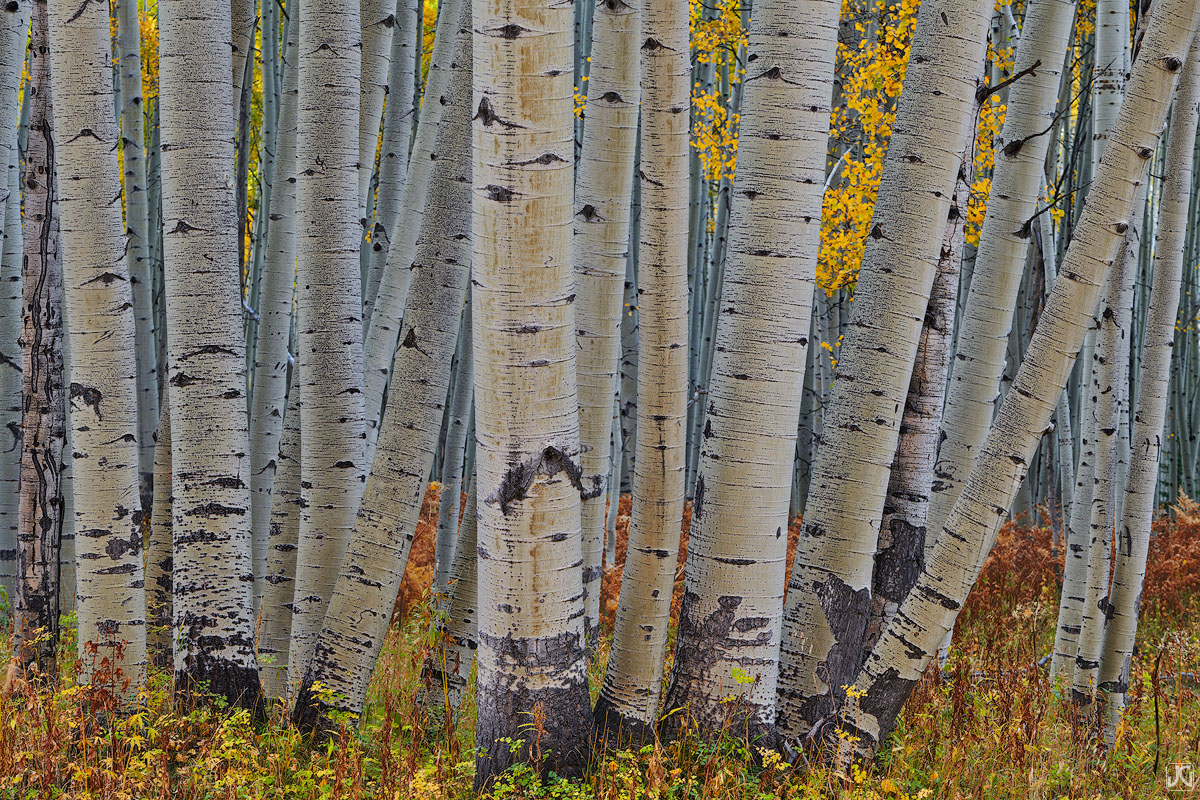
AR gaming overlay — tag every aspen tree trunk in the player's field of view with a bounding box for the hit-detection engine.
[592,0,688,742]
[833,1,1200,762]
[357,0,394,219]
[776,0,993,739]
[867,142,971,654]
[1073,225,1136,709]
[0,0,29,608]
[434,301,472,598]
[287,0,366,686]
[259,371,301,701]
[159,0,261,707]
[573,0,641,648]
[926,0,1078,536]
[48,0,151,698]
[115,0,157,508]
[15,0,63,672]
[653,0,838,738]
[361,0,465,454]
[422,477,479,719]
[146,401,172,667]
[1097,37,1200,742]
[249,0,299,609]
[471,0,593,781]
[1053,0,1130,680]
[294,10,473,724]
[231,0,256,128]
[362,0,418,319]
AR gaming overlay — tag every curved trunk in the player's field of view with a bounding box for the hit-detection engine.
[292,6,473,726]
[249,0,299,610]
[572,0,641,649]
[926,0,1078,536]
[836,0,1200,763]
[777,0,992,738]
[15,0,63,673]
[48,0,150,698]
[594,0,689,741]
[287,0,366,686]
[115,0,157,509]
[434,300,472,598]
[470,0,593,782]
[231,0,256,129]
[655,0,838,738]
[159,0,261,708]
[1096,37,1200,742]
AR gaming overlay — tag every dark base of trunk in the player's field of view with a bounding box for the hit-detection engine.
[474,677,594,790]
[175,656,263,719]
[593,692,657,749]
[291,677,343,737]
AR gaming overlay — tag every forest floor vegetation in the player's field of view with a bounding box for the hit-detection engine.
[0,487,1198,799]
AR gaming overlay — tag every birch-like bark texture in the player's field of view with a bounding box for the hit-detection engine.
[362,0,417,319]
[47,0,149,698]
[1073,227,1135,709]
[594,0,689,741]
[867,141,970,655]
[15,0,63,671]
[357,0,394,219]
[361,0,464,456]
[259,372,301,701]
[1097,38,1200,740]
[249,0,299,609]
[114,0,157,508]
[147,401,172,667]
[471,0,592,781]
[434,301,473,598]
[159,0,261,707]
[926,0,1077,536]
[422,477,479,719]
[655,0,837,738]
[293,11,472,724]
[0,0,29,606]
[231,0,256,127]
[288,0,366,687]
[833,0,1200,762]
[776,0,992,739]
[573,0,641,647]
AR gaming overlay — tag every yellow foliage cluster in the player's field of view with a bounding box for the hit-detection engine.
[689,0,746,184]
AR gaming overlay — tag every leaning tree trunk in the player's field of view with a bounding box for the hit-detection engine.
[1096,36,1200,744]
[259,370,301,701]
[776,0,993,739]
[248,0,299,611]
[471,0,593,784]
[356,0,394,220]
[926,0,1078,536]
[292,8,473,726]
[47,0,151,699]
[655,0,838,739]
[833,0,1200,764]
[15,0,64,674]
[593,0,689,743]
[572,0,641,649]
[287,0,366,688]
[159,0,261,708]
[0,0,29,608]
[433,300,473,599]
[114,0,157,509]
